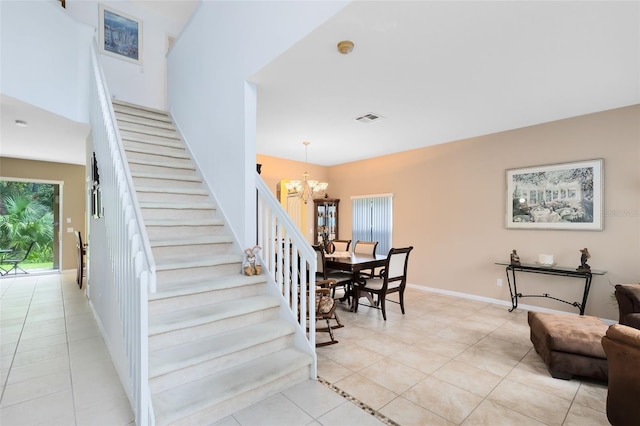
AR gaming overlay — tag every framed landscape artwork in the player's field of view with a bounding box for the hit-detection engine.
[506,159,603,230]
[99,4,142,64]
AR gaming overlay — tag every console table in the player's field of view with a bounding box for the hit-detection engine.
[495,262,606,315]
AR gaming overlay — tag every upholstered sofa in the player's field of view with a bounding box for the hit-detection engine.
[601,324,640,426]
[614,284,640,329]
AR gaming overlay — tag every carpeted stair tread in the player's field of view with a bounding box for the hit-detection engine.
[130,170,202,182]
[155,253,242,272]
[135,186,208,196]
[153,348,312,425]
[124,145,190,159]
[149,273,266,300]
[149,235,232,248]
[119,123,180,139]
[127,157,195,170]
[121,133,184,148]
[144,217,225,227]
[112,99,169,116]
[149,320,295,378]
[140,201,216,211]
[116,115,176,131]
[148,295,280,335]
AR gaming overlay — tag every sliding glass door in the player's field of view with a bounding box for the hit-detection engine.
[0,179,60,273]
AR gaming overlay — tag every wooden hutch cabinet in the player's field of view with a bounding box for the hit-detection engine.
[313,198,339,245]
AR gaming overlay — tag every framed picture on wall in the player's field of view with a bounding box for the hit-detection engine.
[98,4,142,65]
[506,159,603,230]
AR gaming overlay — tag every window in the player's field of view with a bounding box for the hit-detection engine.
[351,194,393,255]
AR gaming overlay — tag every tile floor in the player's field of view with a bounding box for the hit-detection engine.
[218,289,609,426]
[1,272,134,426]
[1,273,609,426]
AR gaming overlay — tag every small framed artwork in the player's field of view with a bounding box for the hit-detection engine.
[506,159,603,230]
[98,4,142,65]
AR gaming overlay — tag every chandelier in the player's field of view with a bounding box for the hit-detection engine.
[285,142,328,204]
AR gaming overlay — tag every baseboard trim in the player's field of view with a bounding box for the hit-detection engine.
[406,283,617,325]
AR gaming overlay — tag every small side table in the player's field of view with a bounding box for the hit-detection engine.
[496,262,607,315]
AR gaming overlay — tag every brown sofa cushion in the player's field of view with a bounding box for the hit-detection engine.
[602,324,640,426]
[528,311,608,359]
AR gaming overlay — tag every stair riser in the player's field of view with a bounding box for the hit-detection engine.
[125,150,190,164]
[146,224,225,240]
[131,176,203,189]
[155,262,242,286]
[129,163,197,176]
[149,282,266,316]
[151,243,234,264]
[126,153,193,168]
[113,104,170,122]
[149,334,294,394]
[162,367,311,426]
[120,125,179,140]
[137,192,209,204]
[116,115,176,131]
[119,120,176,132]
[120,130,180,144]
[149,307,280,351]
[141,207,216,221]
[123,139,184,153]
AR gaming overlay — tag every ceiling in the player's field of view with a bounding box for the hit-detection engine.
[252,1,639,166]
[1,1,638,168]
[1,95,91,166]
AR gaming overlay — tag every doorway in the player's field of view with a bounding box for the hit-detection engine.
[0,178,61,273]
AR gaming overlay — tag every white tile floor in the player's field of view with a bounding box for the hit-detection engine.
[1,273,610,426]
[1,272,134,426]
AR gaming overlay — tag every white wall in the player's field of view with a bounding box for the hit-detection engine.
[0,1,94,123]
[66,0,187,110]
[167,1,348,246]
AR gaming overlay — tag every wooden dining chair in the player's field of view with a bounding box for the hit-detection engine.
[332,239,351,252]
[314,245,352,302]
[75,231,87,288]
[353,246,414,320]
[353,240,379,278]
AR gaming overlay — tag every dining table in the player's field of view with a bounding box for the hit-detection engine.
[325,252,387,310]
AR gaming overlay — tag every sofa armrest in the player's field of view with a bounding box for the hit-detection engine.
[623,313,640,330]
[615,284,640,324]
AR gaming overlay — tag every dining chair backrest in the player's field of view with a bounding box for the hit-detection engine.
[382,246,413,288]
[354,240,378,256]
[332,239,351,252]
[313,244,327,277]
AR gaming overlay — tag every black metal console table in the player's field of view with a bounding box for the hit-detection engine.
[495,262,606,315]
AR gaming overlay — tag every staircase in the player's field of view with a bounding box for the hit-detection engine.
[112,100,313,425]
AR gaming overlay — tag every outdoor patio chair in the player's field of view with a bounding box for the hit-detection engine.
[2,242,35,275]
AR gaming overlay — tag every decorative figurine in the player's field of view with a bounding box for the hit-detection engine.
[577,248,591,271]
[510,249,521,266]
[242,245,262,276]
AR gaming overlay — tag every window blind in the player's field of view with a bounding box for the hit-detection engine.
[351,194,393,255]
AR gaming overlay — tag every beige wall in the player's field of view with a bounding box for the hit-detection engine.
[257,155,330,242]
[259,105,640,320]
[0,157,86,271]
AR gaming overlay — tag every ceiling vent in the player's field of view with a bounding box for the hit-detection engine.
[354,112,384,124]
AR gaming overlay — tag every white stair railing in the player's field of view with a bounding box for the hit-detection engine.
[255,176,317,376]
[88,41,155,426]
